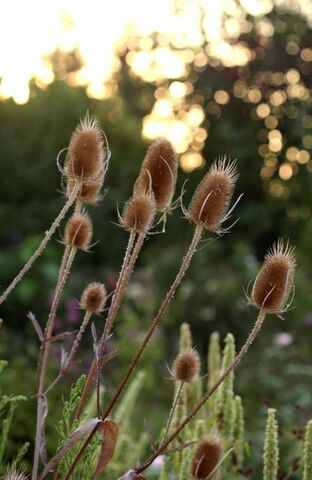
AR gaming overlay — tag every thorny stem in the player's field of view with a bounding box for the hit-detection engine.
[102,224,203,420]
[133,309,266,476]
[32,246,77,480]
[76,230,145,419]
[161,381,184,446]
[0,181,80,306]
[44,311,92,395]
[65,225,203,479]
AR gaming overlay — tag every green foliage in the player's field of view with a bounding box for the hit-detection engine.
[303,419,312,480]
[233,396,245,468]
[0,360,28,473]
[218,333,236,440]
[55,374,102,480]
[263,408,279,480]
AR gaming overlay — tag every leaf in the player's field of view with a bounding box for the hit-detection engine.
[93,420,119,477]
[49,331,77,342]
[40,418,102,479]
[39,395,48,465]
[27,311,43,342]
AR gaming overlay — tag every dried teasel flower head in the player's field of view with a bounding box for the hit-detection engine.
[134,138,178,212]
[191,435,222,479]
[120,191,156,234]
[64,211,93,251]
[251,240,296,314]
[66,172,104,205]
[172,347,200,383]
[65,113,108,182]
[187,157,238,233]
[80,282,106,314]
[1,468,29,480]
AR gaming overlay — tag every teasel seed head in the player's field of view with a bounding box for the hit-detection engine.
[64,212,93,251]
[120,191,156,234]
[1,468,29,480]
[65,114,105,182]
[251,240,296,314]
[66,172,104,205]
[134,138,178,212]
[191,435,222,479]
[187,157,238,233]
[172,347,200,383]
[80,282,106,314]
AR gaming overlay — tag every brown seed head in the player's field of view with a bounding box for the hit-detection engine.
[66,173,104,205]
[172,347,200,383]
[121,191,156,233]
[191,435,222,479]
[65,114,105,181]
[251,240,296,313]
[134,138,178,212]
[64,212,93,250]
[188,157,238,233]
[80,282,106,313]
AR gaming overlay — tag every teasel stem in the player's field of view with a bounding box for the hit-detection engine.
[44,311,92,395]
[132,309,266,476]
[161,381,184,446]
[75,230,145,419]
[103,223,203,420]
[32,246,77,480]
[64,225,203,479]
[0,181,80,306]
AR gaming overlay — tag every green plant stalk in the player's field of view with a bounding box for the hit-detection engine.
[131,309,266,476]
[64,224,203,479]
[303,419,312,480]
[263,408,279,480]
[32,246,77,480]
[0,181,80,306]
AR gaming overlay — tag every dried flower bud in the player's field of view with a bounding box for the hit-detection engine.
[134,138,178,212]
[80,282,106,313]
[65,114,104,181]
[188,157,238,233]
[191,435,222,479]
[67,174,104,205]
[251,240,296,313]
[64,212,93,250]
[172,347,200,383]
[121,192,156,233]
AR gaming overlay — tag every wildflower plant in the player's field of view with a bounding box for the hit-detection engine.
[0,112,307,480]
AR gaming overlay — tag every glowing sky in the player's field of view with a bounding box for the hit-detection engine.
[0,0,304,104]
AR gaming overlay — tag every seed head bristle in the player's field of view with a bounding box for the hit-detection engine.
[121,191,156,233]
[188,157,238,233]
[64,212,93,250]
[172,347,200,383]
[1,468,29,480]
[65,114,104,181]
[191,435,222,479]
[251,240,296,313]
[134,138,178,212]
[80,282,106,313]
[66,173,104,205]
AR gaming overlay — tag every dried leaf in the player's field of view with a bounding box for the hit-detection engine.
[49,331,77,342]
[40,418,102,479]
[93,419,119,478]
[27,312,43,342]
[39,395,48,464]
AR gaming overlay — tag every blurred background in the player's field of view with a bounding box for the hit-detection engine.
[0,0,311,477]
